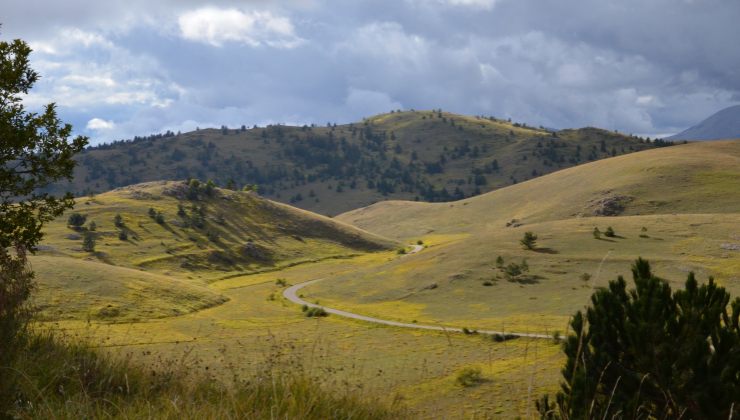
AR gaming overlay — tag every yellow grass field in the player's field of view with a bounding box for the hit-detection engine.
[36,140,740,417]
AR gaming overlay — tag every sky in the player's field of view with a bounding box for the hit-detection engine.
[3,0,740,144]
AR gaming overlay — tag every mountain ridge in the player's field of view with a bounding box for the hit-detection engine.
[48,110,672,216]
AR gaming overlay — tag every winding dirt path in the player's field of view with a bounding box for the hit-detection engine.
[283,244,551,339]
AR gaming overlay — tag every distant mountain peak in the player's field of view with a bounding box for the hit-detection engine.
[667,104,740,141]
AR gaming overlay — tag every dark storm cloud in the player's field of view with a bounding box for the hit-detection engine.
[2,0,738,143]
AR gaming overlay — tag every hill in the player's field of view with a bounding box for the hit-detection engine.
[317,140,740,333]
[48,110,670,216]
[668,104,740,141]
[32,180,394,321]
[337,140,740,239]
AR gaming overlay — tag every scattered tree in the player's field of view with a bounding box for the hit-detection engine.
[604,226,615,237]
[592,227,601,239]
[520,231,538,250]
[503,259,529,282]
[118,230,128,241]
[67,213,87,229]
[82,231,96,252]
[113,213,124,228]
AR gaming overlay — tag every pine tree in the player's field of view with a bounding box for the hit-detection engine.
[539,258,740,419]
[82,231,96,252]
[520,232,538,250]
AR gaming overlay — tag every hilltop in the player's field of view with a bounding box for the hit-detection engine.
[32,180,393,321]
[49,110,669,215]
[668,104,740,141]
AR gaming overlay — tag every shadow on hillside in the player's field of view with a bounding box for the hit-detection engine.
[533,247,559,254]
[509,274,543,285]
[594,238,616,243]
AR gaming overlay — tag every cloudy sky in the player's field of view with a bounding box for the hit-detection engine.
[3,0,739,144]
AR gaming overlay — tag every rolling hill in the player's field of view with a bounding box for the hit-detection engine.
[48,110,670,216]
[32,180,394,321]
[668,104,740,141]
[315,140,740,333]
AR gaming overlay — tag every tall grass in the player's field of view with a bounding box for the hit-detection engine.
[3,329,405,419]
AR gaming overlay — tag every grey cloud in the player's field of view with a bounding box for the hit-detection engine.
[3,0,739,143]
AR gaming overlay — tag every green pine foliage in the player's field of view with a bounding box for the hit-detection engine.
[538,258,740,419]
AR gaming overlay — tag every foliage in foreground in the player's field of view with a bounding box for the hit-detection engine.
[2,330,404,419]
[538,258,740,419]
[1,31,87,413]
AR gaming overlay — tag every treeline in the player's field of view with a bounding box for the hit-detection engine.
[52,111,674,211]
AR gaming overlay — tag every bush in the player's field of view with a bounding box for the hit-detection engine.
[118,230,128,241]
[0,248,34,378]
[305,307,328,318]
[456,367,484,387]
[155,212,165,224]
[539,258,740,419]
[67,213,87,228]
[114,213,124,228]
[87,221,96,231]
[495,255,504,268]
[491,333,518,342]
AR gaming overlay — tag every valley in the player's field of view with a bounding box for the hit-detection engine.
[33,139,740,417]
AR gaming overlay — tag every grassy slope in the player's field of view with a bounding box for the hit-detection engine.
[33,181,393,321]
[53,111,663,215]
[321,140,740,332]
[55,251,562,418]
[337,140,740,239]
[37,141,737,417]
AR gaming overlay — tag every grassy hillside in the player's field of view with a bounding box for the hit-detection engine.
[48,110,669,215]
[337,140,740,239]
[32,180,393,321]
[318,140,740,333]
